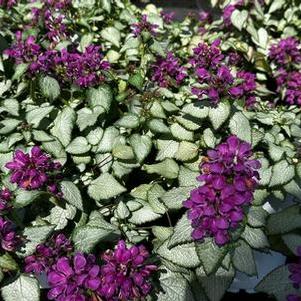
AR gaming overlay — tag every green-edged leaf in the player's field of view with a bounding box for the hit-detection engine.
[157,269,196,301]
[13,190,44,208]
[229,111,251,143]
[196,265,235,301]
[60,181,83,211]
[161,186,193,210]
[175,141,198,161]
[247,206,268,228]
[51,106,76,147]
[269,160,295,187]
[182,102,209,119]
[282,233,301,255]
[17,225,55,257]
[267,205,301,235]
[256,265,297,300]
[2,274,40,301]
[88,173,126,201]
[115,114,140,129]
[39,76,60,101]
[129,134,152,163]
[66,137,91,155]
[157,241,200,268]
[0,253,18,271]
[26,105,53,128]
[97,126,120,153]
[208,101,231,130]
[129,199,162,225]
[148,118,170,134]
[231,9,248,31]
[168,214,193,248]
[144,159,179,179]
[87,84,112,112]
[72,225,118,253]
[195,238,228,275]
[178,166,199,187]
[233,240,257,276]
[101,27,121,47]
[241,225,269,249]
[171,123,194,141]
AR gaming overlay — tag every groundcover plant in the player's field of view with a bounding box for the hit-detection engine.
[0,0,301,300]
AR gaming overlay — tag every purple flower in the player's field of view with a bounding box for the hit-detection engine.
[151,52,187,88]
[4,31,41,71]
[228,52,242,66]
[25,233,73,274]
[0,0,17,8]
[47,253,101,301]
[0,217,20,252]
[45,0,71,9]
[199,11,212,23]
[34,46,110,87]
[287,247,301,301]
[269,37,301,67]
[190,39,224,70]
[287,295,301,301]
[183,135,261,246]
[160,11,175,24]
[275,69,301,105]
[98,240,157,300]
[0,188,12,213]
[192,65,234,104]
[222,4,236,27]
[5,146,62,194]
[131,15,158,38]
[229,71,257,107]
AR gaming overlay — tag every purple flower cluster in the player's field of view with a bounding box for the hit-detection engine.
[0,216,20,252]
[4,31,41,72]
[269,38,301,105]
[99,240,157,301]
[25,237,157,301]
[0,0,17,8]
[30,0,71,43]
[160,11,175,24]
[5,146,62,195]
[287,247,301,301]
[25,233,73,274]
[47,253,101,301]
[190,40,257,106]
[269,37,301,67]
[151,52,187,88]
[6,39,110,87]
[183,135,261,246]
[0,188,12,213]
[132,15,158,38]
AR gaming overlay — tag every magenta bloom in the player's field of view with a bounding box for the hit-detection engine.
[131,14,158,38]
[45,0,71,9]
[160,11,175,24]
[229,71,257,107]
[25,233,73,274]
[47,253,101,301]
[190,39,224,70]
[183,135,261,246]
[287,247,301,301]
[34,45,110,87]
[5,146,62,193]
[222,4,236,27]
[0,188,12,212]
[0,0,17,8]
[192,65,234,104]
[0,217,20,252]
[4,31,41,72]
[269,37,301,67]
[98,240,157,300]
[152,52,187,88]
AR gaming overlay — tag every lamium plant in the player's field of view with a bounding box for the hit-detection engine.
[0,0,301,300]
